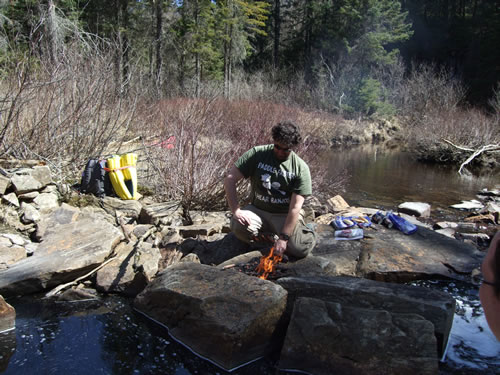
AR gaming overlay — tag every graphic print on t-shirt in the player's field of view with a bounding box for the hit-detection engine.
[261,173,286,196]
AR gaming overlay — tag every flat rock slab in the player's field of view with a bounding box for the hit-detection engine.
[357,225,482,281]
[276,276,455,358]
[134,262,287,371]
[279,297,438,375]
[0,215,123,297]
[312,224,362,276]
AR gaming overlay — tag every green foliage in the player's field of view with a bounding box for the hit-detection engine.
[345,77,395,117]
[343,0,413,66]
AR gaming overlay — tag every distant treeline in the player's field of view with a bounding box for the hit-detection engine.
[0,1,498,112]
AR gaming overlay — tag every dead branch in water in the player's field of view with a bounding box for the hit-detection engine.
[442,139,500,175]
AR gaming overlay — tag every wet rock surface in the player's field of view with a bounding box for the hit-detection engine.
[279,297,438,375]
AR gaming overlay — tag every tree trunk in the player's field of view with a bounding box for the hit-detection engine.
[46,0,58,66]
[273,0,281,69]
[303,1,313,84]
[155,0,163,85]
[121,0,130,94]
[223,0,234,98]
[194,0,200,98]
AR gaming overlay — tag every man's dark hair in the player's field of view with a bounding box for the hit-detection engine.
[272,121,302,147]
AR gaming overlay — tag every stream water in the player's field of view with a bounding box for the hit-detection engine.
[0,145,499,374]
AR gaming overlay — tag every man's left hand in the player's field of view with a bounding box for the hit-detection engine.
[274,239,287,256]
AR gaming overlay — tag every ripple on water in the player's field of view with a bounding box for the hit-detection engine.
[411,280,500,374]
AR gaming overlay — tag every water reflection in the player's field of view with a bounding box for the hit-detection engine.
[327,145,499,218]
[0,296,278,375]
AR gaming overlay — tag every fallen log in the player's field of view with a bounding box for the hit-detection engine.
[442,139,500,175]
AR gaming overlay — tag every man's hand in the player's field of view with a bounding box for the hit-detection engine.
[274,238,287,256]
[233,208,252,227]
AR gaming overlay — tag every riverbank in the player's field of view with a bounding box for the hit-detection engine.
[0,162,498,373]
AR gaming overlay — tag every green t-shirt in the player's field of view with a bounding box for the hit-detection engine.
[235,144,312,213]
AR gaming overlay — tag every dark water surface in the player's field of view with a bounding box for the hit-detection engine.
[1,146,499,374]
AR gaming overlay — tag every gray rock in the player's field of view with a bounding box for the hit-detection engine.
[0,295,15,332]
[312,224,362,276]
[435,228,455,238]
[278,255,338,278]
[480,201,500,215]
[434,221,458,230]
[57,286,99,301]
[17,191,39,200]
[32,192,59,212]
[134,262,287,371]
[2,193,19,208]
[10,174,42,194]
[189,211,230,227]
[450,199,484,210]
[357,225,482,281]
[0,205,31,232]
[178,223,224,238]
[457,232,490,245]
[20,202,41,224]
[30,165,52,187]
[0,245,26,269]
[0,175,10,195]
[139,201,183,225]
[276,276,455,358]
[327,195,350,212]
[0,215,123,297]
[279,297,438,375]
[96,241,160,296]
[2,233,27,246]
[101,196,142,220]
[132,224,155,239]
[41,184,58,194]
[35,203,80,240]
[398,202,431,217]
[180,232,250,265]
[179,253,201,263]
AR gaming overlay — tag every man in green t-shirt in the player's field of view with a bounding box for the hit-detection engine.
[224,121,316,258]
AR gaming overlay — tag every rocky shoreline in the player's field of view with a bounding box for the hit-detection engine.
[0,163,498,374]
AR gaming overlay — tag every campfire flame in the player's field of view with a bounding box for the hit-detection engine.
[255,247,282,280]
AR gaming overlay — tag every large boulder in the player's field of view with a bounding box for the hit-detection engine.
[279,297,438,375]
[276,276,455,358]
[0,211,123,297]
[134,262,287,371]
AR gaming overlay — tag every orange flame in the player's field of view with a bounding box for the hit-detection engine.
[255,247,282,280]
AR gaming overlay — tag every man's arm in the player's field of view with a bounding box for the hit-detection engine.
[274,193,305,256]
[224,165,252,226]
